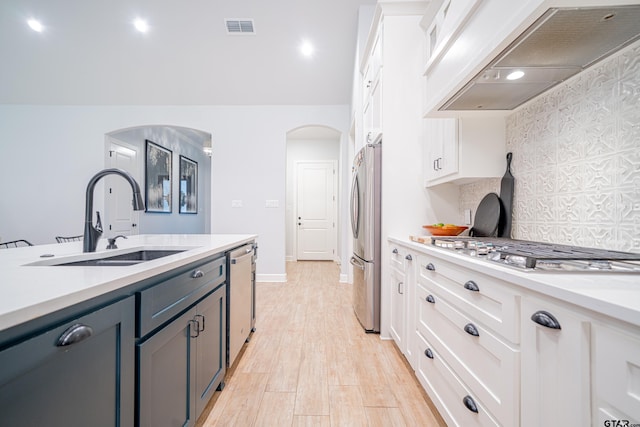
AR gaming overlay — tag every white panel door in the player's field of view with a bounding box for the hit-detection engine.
[296,161,336,261]
[106,139,140,236]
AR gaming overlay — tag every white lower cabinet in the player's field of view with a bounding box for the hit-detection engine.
[520,295,591,427]
[389,238,640,427]
[414,330,500,427]
[592,322,640,425]
[414,253,519,426]
[388,244,416,367]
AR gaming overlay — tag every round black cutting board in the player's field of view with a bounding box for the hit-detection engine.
[470,193,502,237]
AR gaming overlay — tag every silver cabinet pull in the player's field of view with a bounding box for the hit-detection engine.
[463,395,479,413]
[397,282,404,295]
[426,295,435,304]
[426,263,435,271]
[424,348,434,359]
[464,280,479,292]
[56,324,94,347]
[464,323,480,337]
[531,310,561,329]
[189,319,200,338]
[392,248,398,254]
[194,314,205,332]
[191,270,204,278]
[405,254,412,261]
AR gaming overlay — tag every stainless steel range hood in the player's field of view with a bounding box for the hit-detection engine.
[441,5,640,111]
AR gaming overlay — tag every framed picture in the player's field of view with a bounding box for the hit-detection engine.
[179,155,198,214]
[145,140,172,213]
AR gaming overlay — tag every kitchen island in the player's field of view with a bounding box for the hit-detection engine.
[0,233,257,427]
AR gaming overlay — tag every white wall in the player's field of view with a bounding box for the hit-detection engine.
[0,104,350,279]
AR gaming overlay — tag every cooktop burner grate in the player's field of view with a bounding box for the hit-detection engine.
[430,237,640,272]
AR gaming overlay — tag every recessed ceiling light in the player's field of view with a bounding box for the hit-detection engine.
[300,40,314,58]
[134,18,149,33]
[27,19,43,32]
[506,70,525,80]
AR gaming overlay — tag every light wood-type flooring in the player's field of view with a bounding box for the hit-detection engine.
[199,261,445,427]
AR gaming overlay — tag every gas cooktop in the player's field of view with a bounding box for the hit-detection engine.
[430,237,640,273]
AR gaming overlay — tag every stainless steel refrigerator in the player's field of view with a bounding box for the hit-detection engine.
[349,142,381,332]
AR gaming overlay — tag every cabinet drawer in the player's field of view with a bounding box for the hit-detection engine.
[138,255,226,337]
[389,245,408,271]
[416,280,519,426]
[0,297,135,427]
[417,254,519,343]
[592,323,640,425]
[414,330,500,427]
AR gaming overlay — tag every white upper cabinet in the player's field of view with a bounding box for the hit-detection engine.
[422,0,548,115]
[424,116,505,187]
[423,0,482,76]
[361,26,383,144]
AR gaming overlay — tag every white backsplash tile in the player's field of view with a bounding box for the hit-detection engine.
[459,41,640,253]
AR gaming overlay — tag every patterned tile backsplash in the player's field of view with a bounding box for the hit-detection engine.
[459,41,640,254]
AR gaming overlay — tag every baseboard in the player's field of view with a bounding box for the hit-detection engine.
[256,273,287,283]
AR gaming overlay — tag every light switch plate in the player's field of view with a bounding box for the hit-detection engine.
[231,200,243,208]
[265,200,279,208]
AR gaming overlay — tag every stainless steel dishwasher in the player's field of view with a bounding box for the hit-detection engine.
[227,243,256,367]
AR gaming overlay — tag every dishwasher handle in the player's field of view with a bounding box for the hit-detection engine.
[231,248,254,264]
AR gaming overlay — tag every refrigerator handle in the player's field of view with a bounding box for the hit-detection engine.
[350,175,359,238]
[349,256,365,270]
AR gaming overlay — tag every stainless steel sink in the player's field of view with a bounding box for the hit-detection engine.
[55,250,186,266]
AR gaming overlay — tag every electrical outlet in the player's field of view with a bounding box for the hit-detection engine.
[231,200,243,208]
[464,209,472,225]
[265,200,279,208]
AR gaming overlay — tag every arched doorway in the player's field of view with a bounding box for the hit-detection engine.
[285,125,341,262]
[104,125,212,235]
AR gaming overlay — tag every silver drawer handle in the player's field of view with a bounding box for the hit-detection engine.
[531,310,561,330]
[426,295,435,304]
[191,270,204,278]
[392,248,398,254]
[463,395,478,413]
[405,254,412,261]
[56,324,94,347]
[426,263,435,271]
[464,323,479,337]
[464,280,479,292]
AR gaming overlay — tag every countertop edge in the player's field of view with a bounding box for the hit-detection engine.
[0,234,257,335]
[388,236,640,329]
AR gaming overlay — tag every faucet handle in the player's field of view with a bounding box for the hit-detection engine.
[106,235,127,250]
[95,211,103,233]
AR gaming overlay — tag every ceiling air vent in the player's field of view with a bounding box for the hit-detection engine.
[225,19,255,35]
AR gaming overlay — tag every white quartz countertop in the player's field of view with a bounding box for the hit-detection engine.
[0,234,257,333]
[389,236,640,328]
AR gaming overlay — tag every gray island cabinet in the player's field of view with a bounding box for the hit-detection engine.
[137,254,227,426]
[0,296,135,427]
[0,234,256,427]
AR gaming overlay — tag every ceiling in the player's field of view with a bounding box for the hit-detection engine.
[0,0,377,106]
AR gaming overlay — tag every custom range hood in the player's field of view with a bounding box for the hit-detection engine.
[441,5,640,111]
